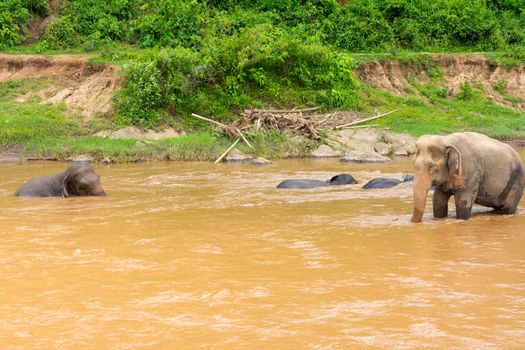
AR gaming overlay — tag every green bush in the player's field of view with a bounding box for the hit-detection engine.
[115,25,361,127]
[5,0,524,52]
[493,80,508,94]
[71,0,138,38]
[325,0,395,52]
[42,16,76,49]
[456,82,483,101]
[377,0,501,50]
[23,0,48,16]
[114,47,201,127]
[0,0,29,49]
[202,25,359,92]
[132,0,207,48]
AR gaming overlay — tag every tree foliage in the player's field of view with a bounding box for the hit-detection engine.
[3,0,524,51]
[115,27,360,127]
[0,0,30,49]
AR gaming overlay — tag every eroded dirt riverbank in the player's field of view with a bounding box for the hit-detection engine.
[0,156,524,349]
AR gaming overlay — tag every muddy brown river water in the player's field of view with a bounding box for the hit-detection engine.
[1,153,524,349]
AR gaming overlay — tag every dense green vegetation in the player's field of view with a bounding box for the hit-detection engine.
[12,0,525,52]
[1,1,525,161]
[0,0,49,48]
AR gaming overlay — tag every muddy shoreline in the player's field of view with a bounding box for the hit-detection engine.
[1,138,523,164]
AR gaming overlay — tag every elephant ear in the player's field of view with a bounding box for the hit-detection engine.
[61,165,79,197]
[61,172,70,198]
[446,144,464,187]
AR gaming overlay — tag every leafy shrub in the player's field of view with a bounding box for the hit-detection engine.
[456,82,483,101]
[72,0,138,36]
[4,0,524,52]
[115,60,164,127]
[497,10,525,46]
[115,25,361,127]
[377,0,501,50]
[23,0,48,16]
[0,0,29,49]
[493,80,508,94]
[505,45,525,60]
[325,0,395,52]
[132,0,207,48]
[43,16,76,49]
[202,24,359,91]
[114,48,200,127]
[416,83,449,102]
[201,25,361,108]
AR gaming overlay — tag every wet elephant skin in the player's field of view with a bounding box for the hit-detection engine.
[362,174,414,189]
[15,163,106,197]
[277,173,357,189]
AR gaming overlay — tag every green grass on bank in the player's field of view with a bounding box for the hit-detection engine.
[0,78,315,161]
[361,83,525,139]
[0,80,81,147]
[22,134,226,162]
[352,48,525,68]
[20,130,315,162]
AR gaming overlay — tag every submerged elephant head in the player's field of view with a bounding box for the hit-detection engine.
[401,174,414,182]
[327,173,358,186]
[62,163,106,197]
[411,135,463,223]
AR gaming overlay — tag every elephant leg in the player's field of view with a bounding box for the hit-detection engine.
[433,188,451,218]
[454,188,478,220]
[498,171,525,214]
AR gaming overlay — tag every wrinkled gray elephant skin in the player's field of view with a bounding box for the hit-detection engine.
[411,132,525,222]
[277,173,357,189]
[362,174,414,189]
[15,163,106,197]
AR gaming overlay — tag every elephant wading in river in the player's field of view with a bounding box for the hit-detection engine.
[277,174,357,189]
[411,132,525,222]
[15,163,106,197]
[362,174,414,189]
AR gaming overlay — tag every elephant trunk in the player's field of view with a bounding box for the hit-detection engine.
[411,170,432,223]
[93,184,106,196]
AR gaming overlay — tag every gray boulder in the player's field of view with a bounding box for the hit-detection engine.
[311,145,341,158]
[251,156,272,166]
[224,148,253,163]
[224,149,272,165]
[66,154,92,165]
[385,132,417,155]
[340,150,390,163]
[374,142,391,156]
[393,146,410,157]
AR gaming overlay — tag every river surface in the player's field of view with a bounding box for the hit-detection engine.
[0,153,524,349]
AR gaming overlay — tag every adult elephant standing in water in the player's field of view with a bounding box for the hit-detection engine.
[411,132,524,223]
[15,163,106,197]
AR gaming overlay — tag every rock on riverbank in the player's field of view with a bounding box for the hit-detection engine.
[310,128,417,163]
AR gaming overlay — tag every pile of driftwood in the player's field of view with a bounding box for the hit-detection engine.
[191,107,398,162]
[233,107,324,140]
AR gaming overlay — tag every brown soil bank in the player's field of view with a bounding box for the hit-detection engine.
[0,54,121,119]
[357,54,525,109]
